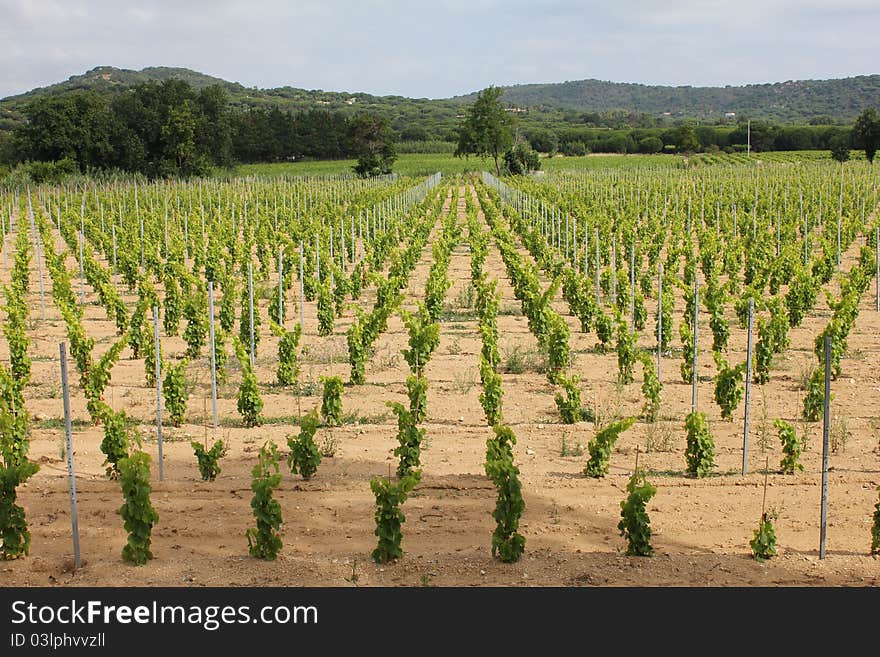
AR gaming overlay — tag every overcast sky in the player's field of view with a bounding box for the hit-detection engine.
[1,0,877,99]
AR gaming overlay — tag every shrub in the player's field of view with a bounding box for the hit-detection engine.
[162,359,188,427]
[786,269,818,327]
[192,439,226,481]
[317,280,335,336]
[401,303,440,376]
[320,376,344,426]
[595,310,614,352]
[753,317,773,384]
[234,339,264,427]
[545,313,570,384]
[275,323,301,386]
[388,401,426,478]
[478,356,503,426]
[347,313,367,384]
[618,468,656,556]
[287,408,321,480]
[872,487,880,556]
[182,288,208,358]
[750,510,777,562]
[98,403,136,478]
[685,411,715,477]
[584,417,636,478]
[640,353,662,422]
[679,320,695,384]
[119,451,159,565]
[219,278,236,333]
[213,330,229,385]
[239,282,261,357]
[246,442,283,560]
[406,374,428,424]
[802,368,829,422]
[370,470,421,564]
[554,373,582,424]
[485,425,526,563]
[84,334,128,423]
[162,273,181,337]
[616,319,637,385]
[656,278,674,352]
[713,351,746,420]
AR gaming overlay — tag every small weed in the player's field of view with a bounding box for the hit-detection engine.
[550,502,560,525]
[830,414,849,453]
[799,418,813,453]
[35,418,91,431]
[593,385,624,430]
[870,419,880,454]
[501,345,527,374]
[320,434,337,458]
[847,348,866,361]
[451,367,476,393]
[447,336,462,355]
[440,308,477,322]
[500,345,545,374]
[374,348,400,371]
[344,560,360,586]
[454,283,475,309]
[797,360,815,391]
[645,421,675,453]
[560,432,584,457]
[291,377,320,397]
[33,383,62,399]
[342,411,389,425]
[756,394,772,453]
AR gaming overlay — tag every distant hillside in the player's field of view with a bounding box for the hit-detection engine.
[3,65,242,100]
[452,76,880,122]
[0,66,464,137]
[2,66,878,137]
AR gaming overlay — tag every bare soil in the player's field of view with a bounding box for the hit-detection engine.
[3,182,880,587]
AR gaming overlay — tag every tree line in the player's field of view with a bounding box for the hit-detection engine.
[524,120,877,158]
[1,78,877,182]
[0,79,396,179]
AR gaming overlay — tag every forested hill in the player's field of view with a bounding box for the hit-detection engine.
[0,66,462,135]
[3,66,240,99]
[2,66,879,133]
[453,76,880,122]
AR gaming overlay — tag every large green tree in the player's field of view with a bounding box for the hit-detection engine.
[455,86,514,176]
[348,114,397,177]
[852,108,880,163]
[17,91,115,169]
